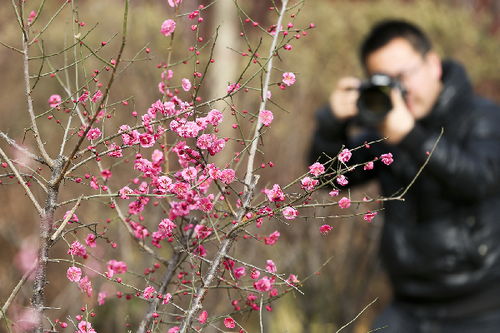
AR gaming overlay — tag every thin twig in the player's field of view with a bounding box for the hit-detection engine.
[28,1,69,45]
[335,298,378,333]
[21,22,53,167]
[50,195,82,242]
[391,128,444,199]
[0,146,43,216]
[0,40,23,54]
[0,131,47,165]
[0,263,37,321]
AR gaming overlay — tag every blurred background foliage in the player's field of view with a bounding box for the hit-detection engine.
[0,0,498,332]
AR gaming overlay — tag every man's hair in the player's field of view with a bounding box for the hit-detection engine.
[360,19,432,68]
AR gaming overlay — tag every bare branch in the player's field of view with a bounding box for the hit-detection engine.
[50,195,82,242]
[0,39,23,54]
[0,146,44,216]
[21,28,54,167]
[336,298,378,333]
[28,1,70,45]
[0,131,47,165]
[0,263,37,321]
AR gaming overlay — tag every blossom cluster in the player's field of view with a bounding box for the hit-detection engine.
[26,1,399,331]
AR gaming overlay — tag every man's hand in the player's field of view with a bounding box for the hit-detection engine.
[330,77,361,120]
[380,89,415,144]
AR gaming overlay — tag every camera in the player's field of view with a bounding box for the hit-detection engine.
[356,73,406,126]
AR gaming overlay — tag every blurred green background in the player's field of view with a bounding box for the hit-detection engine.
[0,0,498,332]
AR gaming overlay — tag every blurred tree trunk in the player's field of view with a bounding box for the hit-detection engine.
[206,0,240,164]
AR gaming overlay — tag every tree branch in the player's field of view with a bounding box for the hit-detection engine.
[0,146,44,216]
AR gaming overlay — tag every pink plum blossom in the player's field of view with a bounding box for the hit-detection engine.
[100,169,112,180]
[139,133,155,148]
[79,276,93,297]
[320,224,333,235]
[194,224,212,239]
[161,19,176,36]
[364,161,374,170]
[85,234,96,248]
[227,83,241,93]
[106,142,122,158]
[193,244,207,257]
[167,0,182,7]
[233,267,246,279]
[338,197,351,209]
[181,166,198,181]
[282,72,296,86]
[250,269,260,280]
[282,206,298,220]
[264,231,280,245]
[338,148,352,163]
[224,317,236,329]
[218,168,236,184]
[106,260,128,278]
[91,90,103,103]
[86,128,101,141]
[63,210,79,223]
[259,109,274,126]
[171,120,201,138]
[119,186,134,199]
[363,211,378,222]
[301,176,318,191]
[27,10,37,24]
[309,162,325,176]
[206,109,223,126]
[254,276,272,291]
[163,69,174,81]
[196,134,226,155]
[143,286,156,299]
[264,184,285,202]
[48,94,61,107]
[67,241,87,258]
[66,266,82,282]
[78,321,96,333]
[181,78,192,91]
[89,176,99,190]
[98,292,107,305]
[266,260,277,273]
[162,293,172,304]
[158,219,177,237]
[78,90,89,102]
[287,274,300,284]
[329,189,339,197]
[188,10,200,20]
[380,153,394,165]
[198,310,208,324]
[336,175,348,186]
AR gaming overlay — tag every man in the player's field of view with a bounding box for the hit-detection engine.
[309,20,500,332]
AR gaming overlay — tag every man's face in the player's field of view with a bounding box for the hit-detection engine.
[365,38,442,120]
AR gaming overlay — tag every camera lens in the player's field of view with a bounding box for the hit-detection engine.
[358,86,392,115]
[356,74,399,126]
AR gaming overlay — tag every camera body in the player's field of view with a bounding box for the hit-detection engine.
[356,73,406,126]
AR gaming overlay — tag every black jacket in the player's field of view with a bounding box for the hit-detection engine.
[309,60,500,316]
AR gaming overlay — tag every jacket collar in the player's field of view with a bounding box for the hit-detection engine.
[420,59,473,126]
